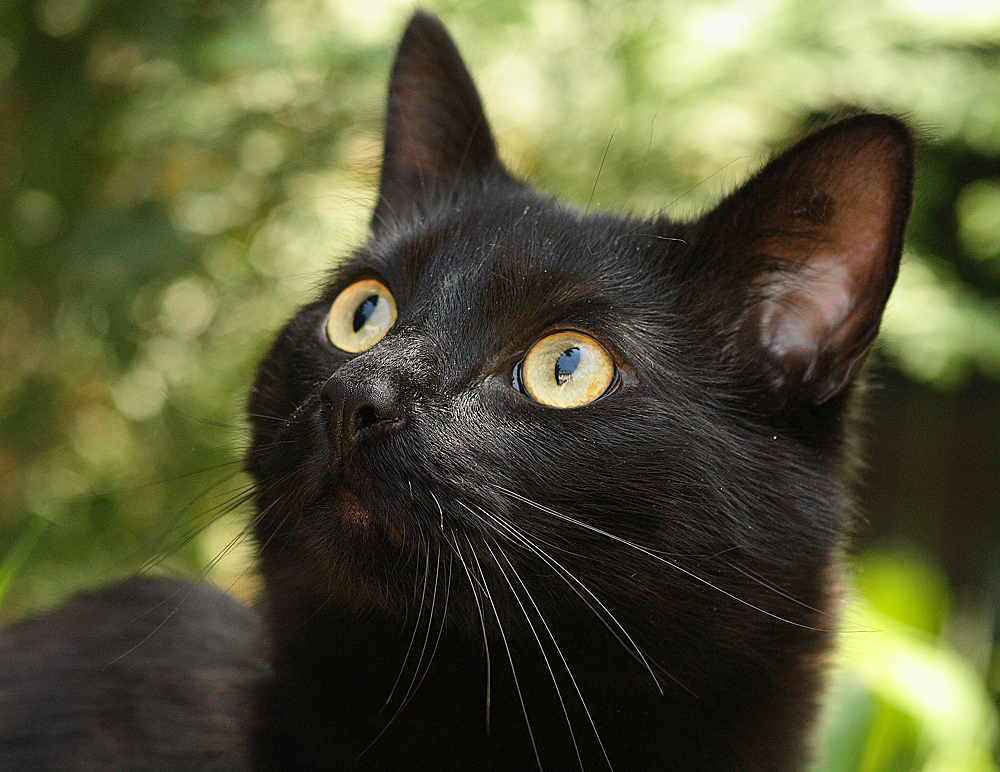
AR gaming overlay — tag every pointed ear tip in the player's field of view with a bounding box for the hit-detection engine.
[832,114,916,162]
[394,10,466,80]
[401,9,450,43]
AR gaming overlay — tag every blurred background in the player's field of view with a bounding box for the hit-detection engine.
[0,0,998,769]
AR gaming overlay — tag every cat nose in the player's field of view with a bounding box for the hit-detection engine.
[321,368,403,443]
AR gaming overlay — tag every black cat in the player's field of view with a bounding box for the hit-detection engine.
[0,10,914,772]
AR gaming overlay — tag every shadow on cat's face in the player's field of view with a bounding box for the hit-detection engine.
[245,11,912,671]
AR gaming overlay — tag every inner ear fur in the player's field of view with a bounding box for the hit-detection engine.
[718,115,915,405]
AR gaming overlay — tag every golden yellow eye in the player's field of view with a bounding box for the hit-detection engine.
[520,331,616,409]
[325,279,398,353]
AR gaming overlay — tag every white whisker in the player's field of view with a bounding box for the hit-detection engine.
[467,501,671,695]
[443,530,492,732]
[488,534,617,771]
[494,485,828,633]
[483,537,584,770]
[381,545,431,711]
[466,533,543,772]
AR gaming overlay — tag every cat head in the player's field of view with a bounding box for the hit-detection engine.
[246,10,912,664]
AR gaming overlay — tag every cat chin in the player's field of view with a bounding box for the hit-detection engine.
[330,485,378,533]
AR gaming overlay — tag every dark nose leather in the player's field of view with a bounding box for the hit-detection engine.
[321,365,402,452]
[320,331,440,457]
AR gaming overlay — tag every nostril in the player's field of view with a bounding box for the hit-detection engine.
[328,380,402,441]
[321,364,405,451]
[353,403,391,433]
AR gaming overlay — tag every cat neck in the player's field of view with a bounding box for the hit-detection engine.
[257,594,829,771]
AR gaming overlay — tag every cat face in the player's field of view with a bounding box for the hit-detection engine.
[245,11,912,665]
[248,186,719,624]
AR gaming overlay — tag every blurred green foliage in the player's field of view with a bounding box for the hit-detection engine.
[1,0,998,769]
[820,549,999,772]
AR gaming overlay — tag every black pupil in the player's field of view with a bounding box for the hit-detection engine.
[352,295,380,333]
[554,347,581,386]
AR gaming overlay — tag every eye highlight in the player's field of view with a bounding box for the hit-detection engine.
[325,279,398,353]
[517,331,617,408]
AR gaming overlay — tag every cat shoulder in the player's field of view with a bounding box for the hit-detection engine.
[0,577,267,772]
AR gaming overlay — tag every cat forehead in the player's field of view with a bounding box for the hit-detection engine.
[360,196,675,327]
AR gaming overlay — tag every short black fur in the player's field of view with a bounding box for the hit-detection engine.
[0,11,914,772]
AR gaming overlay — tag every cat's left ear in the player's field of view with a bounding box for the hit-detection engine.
[715,115,914,405]
[373,11,504,232]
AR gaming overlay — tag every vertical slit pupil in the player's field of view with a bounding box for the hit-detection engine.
[554,347,580,386]
[353,295,380,333]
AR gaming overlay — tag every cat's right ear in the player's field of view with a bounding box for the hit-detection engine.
[702,115,915,407]
[372,11,503,232]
